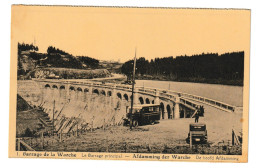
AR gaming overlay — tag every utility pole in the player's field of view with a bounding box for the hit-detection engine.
[41,132,44,149]
[59,128,63,143]
[76,122,78,137]
[53,100,55,135]
[190,132,192,149]
[130,49,137,130]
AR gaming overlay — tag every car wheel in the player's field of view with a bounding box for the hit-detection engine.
[133,120,139,127]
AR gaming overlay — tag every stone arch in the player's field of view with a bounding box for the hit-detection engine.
[77,87,82,92]
[123,94,129,101]
[145,98,150,104]
[101,90,106,96]
[139,97,144,104]
[69,86,75,91]
[76,87,83,100]
[93,89,99,94]
[59,85,66,99]
[51,85,59,101]
[117,92,122,99]
[52,85,58,89]
[45,84,50,88]
[160,102,165,119]
[83,88,89,102]
[107,91,112,96]
[152,100,155,104]
[167,104,172,119]
[180,105,186,118]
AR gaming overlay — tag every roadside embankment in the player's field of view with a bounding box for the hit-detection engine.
[23,68,111,80]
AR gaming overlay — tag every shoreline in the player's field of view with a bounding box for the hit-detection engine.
[135,76,244,87]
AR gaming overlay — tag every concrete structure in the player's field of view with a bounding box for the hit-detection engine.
[35,79,236,121]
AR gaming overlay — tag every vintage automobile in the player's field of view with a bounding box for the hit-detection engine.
[124,104,161,127]
[186,123,208,144]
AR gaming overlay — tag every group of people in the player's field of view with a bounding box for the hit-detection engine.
[194,105,204,123]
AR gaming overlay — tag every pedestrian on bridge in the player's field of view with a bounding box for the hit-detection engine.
[194,107,200,123]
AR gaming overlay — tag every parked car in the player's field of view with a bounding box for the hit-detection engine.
[124,104,161,127]
[186,123,208,144]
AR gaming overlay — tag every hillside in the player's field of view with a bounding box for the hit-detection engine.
[17,43,112,79]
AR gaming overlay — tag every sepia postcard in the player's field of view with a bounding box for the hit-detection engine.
[9,5,250,162]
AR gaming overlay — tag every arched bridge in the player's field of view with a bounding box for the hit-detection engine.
[35,79,237,120]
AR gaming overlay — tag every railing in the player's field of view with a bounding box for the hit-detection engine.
[35,79,237,113]
[138,87,156,96]
[178,92,235,112]
[134,85,236,112]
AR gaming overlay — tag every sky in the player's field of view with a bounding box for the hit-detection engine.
[11,6,250,62]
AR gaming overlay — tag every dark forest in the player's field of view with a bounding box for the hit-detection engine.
[121,52,244,86]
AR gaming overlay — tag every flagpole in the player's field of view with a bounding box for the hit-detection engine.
[130,48,137,130]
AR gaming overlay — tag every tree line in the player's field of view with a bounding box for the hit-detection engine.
[18,43,38,54]
[46,46,100,69]
[47,46,69,55]
[121,52,244,85]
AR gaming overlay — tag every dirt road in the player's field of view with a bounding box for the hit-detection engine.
[36,104,242,154]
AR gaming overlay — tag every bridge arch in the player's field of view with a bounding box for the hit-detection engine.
[45,84,50,88]
[107,91,112,96]
[83,88,89,102]
[93,89,99,95]
[145,98,150,104]
[180,105,188,118]
[76,87,83,100]
[59,85,66,99]
[123,94,129,101]
[139,97,144,104]
[101,90,106,96]
[84,88,89,93]
[77,87,82,92]
[117,93,122,99]
[51,85,59,101]
[52,85,58,89]
[69,86,75,91]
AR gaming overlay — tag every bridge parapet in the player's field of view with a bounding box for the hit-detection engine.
[34,79,237,113]
[133,85,237,113]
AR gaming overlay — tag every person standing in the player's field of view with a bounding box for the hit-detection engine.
[194,107,200,123]
[195,112,199,123]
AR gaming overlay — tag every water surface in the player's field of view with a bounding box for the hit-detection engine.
[136,80,243,106]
